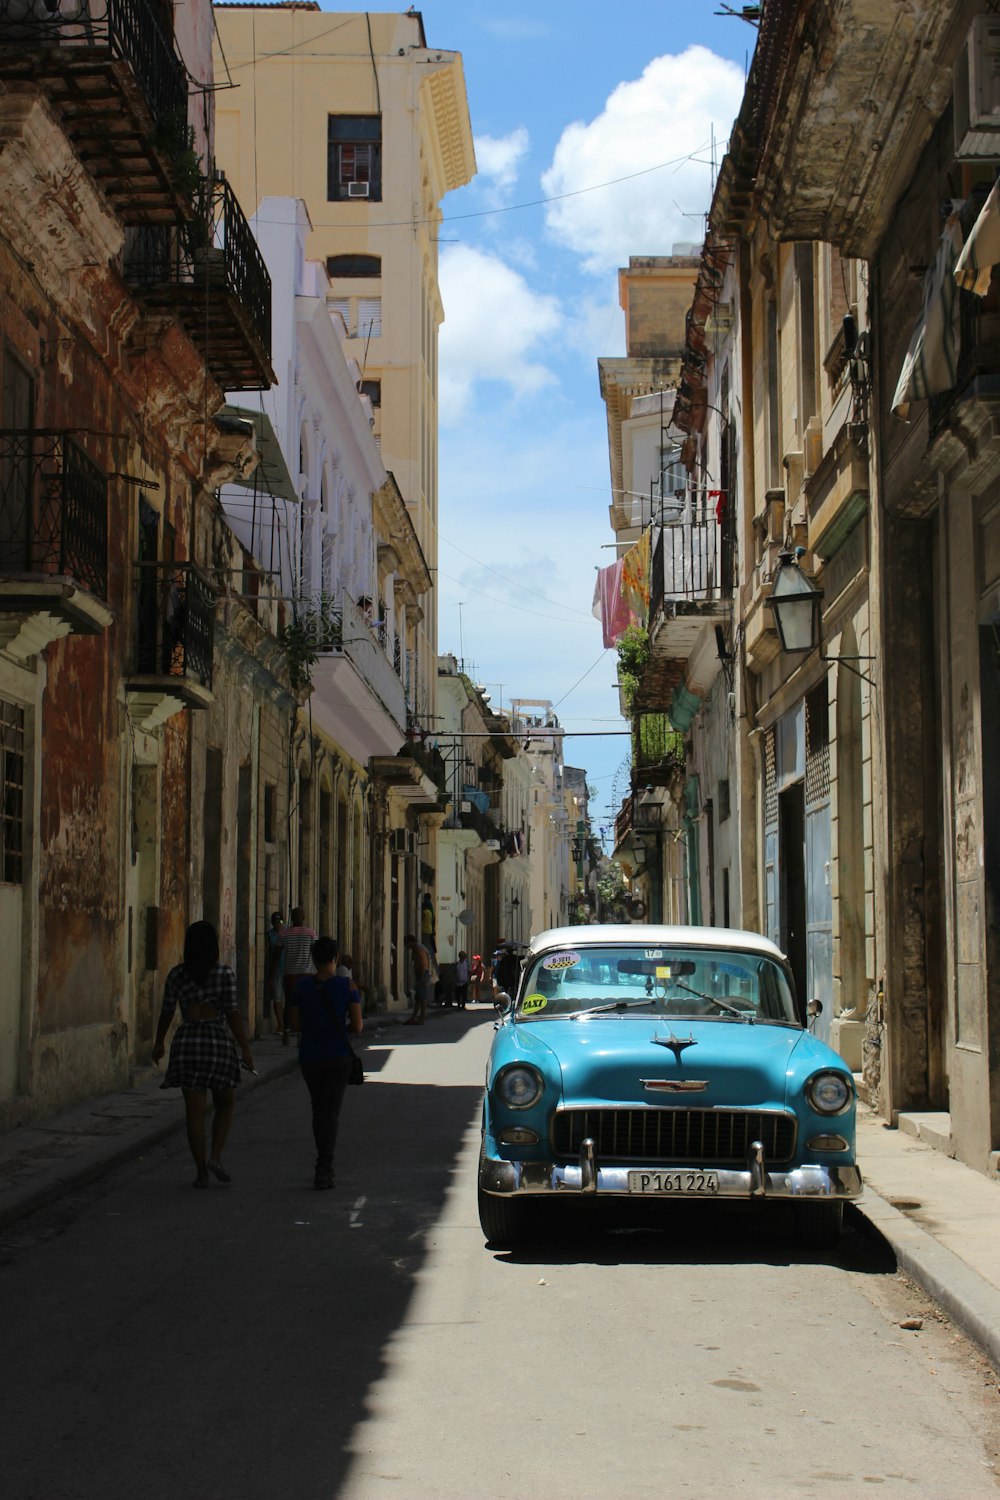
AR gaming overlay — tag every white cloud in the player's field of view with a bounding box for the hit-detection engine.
[474,127,530,195]
[437,413,629,826]
[541,46,745,275]
[439,244,563,423]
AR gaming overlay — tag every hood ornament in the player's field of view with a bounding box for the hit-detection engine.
[651,1031,698,1062]
[641,1078,709,1093]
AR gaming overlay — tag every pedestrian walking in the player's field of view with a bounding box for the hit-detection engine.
[280,906,317,1044]
[265,910,285,1035]
[403,933,432,1025]
[454,950,470,1009]
[287,936,363,1190]
[470,952,484,1003]
[152,920,254,1188]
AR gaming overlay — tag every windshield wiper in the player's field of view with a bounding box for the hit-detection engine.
[673,980,754,1022]
[565,999,658,1018]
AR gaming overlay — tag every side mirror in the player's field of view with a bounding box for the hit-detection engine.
[495,992,512,1015]
[807,998,822,1026]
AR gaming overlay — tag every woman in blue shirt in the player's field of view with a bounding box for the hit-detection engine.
[288,935,363,1189]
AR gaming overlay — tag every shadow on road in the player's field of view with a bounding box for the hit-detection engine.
[487,1198,896,1275]
[0,1055,486,1500]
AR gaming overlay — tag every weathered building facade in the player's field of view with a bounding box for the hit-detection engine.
[0,0,279,1123]
[607,0,1000,1177]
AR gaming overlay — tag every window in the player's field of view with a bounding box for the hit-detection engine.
[357,297,382,339]
[718,778,731,823]
[765,299,781,489]
[360,379,381,408]
[795,243,817,432]
[329,298,382,339]
[0,699,25,885]
[327,254,381,278]
[328,115,382,202]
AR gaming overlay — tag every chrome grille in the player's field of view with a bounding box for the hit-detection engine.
[552,1108,796,1164]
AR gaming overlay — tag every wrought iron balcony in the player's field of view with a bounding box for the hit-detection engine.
[632,712,685,789]
[0,429,112,654]
[124,175,274,390]
[0,0,193,224]
[131,561,212,693]
[0,429,107,594]
[643,503,732,676]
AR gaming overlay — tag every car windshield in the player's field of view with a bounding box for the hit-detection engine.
[515,943,799,1025]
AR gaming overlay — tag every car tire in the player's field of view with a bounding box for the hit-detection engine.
[477,1182,535,1246]
[795,1199,844,1250]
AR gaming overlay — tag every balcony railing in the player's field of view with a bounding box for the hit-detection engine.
[0,429,108,599]
[615,795,634,850]
[124,176,274,389]
[632,713,685,783]
[460,800,502,846]
[0,0,192,224]
[651,503,731,613]
[301,590,406,725]
[134,561,214,688]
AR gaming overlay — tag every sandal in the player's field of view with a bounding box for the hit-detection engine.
[207,1160,231,1184]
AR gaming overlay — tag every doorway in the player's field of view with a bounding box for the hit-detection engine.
[779,782,806,1013]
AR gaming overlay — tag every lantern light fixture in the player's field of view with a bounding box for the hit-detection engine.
[767,549,876,685]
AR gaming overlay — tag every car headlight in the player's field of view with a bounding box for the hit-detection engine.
[494,1064,544,1110]
[805,1069,853,1115]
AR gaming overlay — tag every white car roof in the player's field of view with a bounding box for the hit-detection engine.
[526,924,786,963]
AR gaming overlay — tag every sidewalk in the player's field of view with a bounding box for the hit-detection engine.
[2,1031,999,1374]
[0,1013,401,1232]
[853,1105,1000,1371]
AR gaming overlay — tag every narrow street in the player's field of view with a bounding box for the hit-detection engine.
[1,1012,998,1500]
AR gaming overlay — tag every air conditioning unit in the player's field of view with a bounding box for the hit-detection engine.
[347,181,371,198]
[955,15,1000,160]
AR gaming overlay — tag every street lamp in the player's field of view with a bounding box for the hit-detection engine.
[767,549,875,684]
[767,550,823,653]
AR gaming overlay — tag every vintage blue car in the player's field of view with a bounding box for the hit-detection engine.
[479,924,862,1249]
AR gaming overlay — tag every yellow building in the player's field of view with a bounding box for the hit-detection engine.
[212,3,474,731]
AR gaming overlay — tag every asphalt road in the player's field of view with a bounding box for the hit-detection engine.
[1,1009,999,1500]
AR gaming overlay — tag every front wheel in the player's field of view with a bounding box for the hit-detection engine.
[795,1199,844,1251]
[478,1183,536,1246]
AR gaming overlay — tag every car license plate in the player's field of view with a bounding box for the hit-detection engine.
[627,1169,720,1195]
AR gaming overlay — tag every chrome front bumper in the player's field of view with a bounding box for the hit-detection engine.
[480,1144,862,1202]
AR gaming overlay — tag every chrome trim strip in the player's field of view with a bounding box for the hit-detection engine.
[641,1079,709,1092]
[479,1152,862,1202]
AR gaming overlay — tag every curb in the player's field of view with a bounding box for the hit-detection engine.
[853,1186,1000,1374]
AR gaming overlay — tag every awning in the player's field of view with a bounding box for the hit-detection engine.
[891,215,963,420]
[219,404,299,504]
[954,181,1000,297]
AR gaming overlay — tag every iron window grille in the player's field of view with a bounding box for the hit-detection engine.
[327,115,382,201]
[0,697,24,885]
[134,560,215,687]
[0,429,108,599]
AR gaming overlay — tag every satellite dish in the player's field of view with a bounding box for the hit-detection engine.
[458,909,475,926]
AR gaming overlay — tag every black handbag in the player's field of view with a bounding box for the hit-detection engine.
[318,979,364,1085]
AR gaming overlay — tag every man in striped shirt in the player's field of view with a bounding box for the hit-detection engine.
[281,907,316,1044]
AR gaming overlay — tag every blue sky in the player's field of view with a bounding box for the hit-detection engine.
[417,3,751,844]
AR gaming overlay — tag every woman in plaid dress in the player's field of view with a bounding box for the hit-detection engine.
[153,921,254,1188]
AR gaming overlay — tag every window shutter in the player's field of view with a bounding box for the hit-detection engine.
[357,298,382,339]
